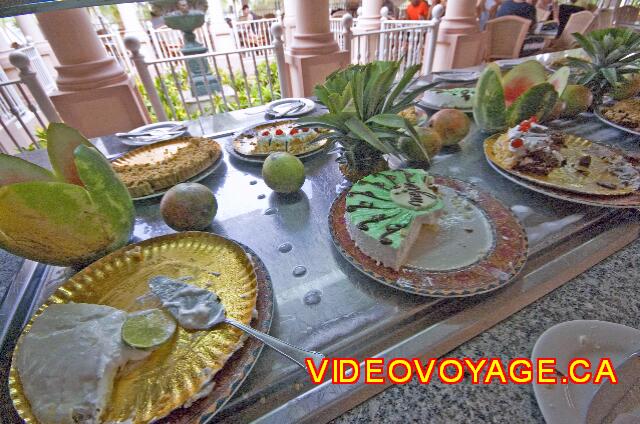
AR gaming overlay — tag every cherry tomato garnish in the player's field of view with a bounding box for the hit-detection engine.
[275,129,284,135]
[510,138,524,148]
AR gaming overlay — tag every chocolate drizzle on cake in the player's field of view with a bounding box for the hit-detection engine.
[379,223,409,245]
[346,201,395,212]
[347,190,388,201]
[356,212,399,230]
[404,182,438,207]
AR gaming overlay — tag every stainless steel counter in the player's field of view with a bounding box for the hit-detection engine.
[1,57,639,423]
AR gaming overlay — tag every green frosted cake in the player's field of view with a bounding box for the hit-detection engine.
[345,169,444,270]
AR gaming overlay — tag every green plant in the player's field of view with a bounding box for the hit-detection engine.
[569,28,640,104]
[138,61,281,121]
[298,60,437,181]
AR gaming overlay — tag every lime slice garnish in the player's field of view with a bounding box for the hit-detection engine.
[121,309,177,349]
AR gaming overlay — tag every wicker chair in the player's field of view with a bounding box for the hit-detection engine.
[485,16,531,60]
[614,5,640,27]
[550,10,595,51]
[589,8,613,31]
[536,7,551,22]
[446,30,489,69]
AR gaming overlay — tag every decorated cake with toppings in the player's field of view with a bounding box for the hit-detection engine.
[496,117,566,175]
[422,87,475,110]
[239,121,318,154]
[345,169,444,270]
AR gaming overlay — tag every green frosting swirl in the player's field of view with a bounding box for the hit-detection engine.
[345,169,444,249]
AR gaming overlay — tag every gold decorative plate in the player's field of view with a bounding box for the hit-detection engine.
[485,133,637,196]
[9,232,271,424]
[112,137,222,200]
[232,119,327,157]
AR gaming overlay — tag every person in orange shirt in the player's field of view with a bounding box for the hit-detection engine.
[406,0,430,20]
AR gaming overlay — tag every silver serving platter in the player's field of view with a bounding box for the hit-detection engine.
[594,102,640,138]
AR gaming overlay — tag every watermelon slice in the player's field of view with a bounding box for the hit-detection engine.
[47,123,93,186]
[506,83,558,127]
[548,66,570,97]
[0,154,55,187]
[473,63,507,133]
[502,61,547,106]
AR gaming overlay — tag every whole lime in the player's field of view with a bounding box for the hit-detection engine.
[262,152,305,193]
[160,183,217,231]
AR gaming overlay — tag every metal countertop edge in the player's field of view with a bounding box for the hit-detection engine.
[253,213,640,424]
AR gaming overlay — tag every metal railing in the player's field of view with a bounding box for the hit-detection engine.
[344,11,442,74]
[0,52,61,154]
[125,22,290,123]
[231,18,279,52]
[146,22,216,60]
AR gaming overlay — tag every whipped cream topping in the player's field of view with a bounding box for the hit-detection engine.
[507,121,564,163]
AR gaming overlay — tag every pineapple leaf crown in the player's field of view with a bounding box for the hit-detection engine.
[569,28,640,101]
[298,60,438,162]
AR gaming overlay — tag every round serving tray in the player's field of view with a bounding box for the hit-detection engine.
[111,137,223,201]
[486,157,640,208]
[329,176,528,297]
[230,119,328,162]
[8,232,273,424]
[594,102,640,137]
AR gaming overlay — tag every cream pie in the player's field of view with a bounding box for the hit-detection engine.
[345,169,444,270]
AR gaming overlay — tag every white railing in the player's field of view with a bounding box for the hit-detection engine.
[125,23,291,123]
[0,52,61,154]
[147,22,216,60]
[331,16,358,49]
[14,44,56,94]
[232,18,279,52]
[98,32,135,74]
[345,11,442,74]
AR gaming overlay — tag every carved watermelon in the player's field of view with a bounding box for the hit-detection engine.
[473,62,570,133]
[502,61,547,106]
[0,123,134,266]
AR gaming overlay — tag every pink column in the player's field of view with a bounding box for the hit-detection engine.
[431,0,482,71]
[285,0,350,97]
[36,8,150,137]
[358,0,384,31]
[282,0,297,46]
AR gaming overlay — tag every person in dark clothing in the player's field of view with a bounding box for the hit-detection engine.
[496,0,536,25]
[556,0,584,37]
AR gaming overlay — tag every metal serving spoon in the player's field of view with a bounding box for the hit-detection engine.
[586,352,640,424]
[149,276,325,371]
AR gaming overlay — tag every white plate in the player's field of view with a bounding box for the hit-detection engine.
[432,71,480,83]
[532,320,640,424]
[118,121,186,146]
[266,98,315,117]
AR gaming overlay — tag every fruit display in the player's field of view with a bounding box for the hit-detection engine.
[160,182,218,231]
[427,109,471,146]
[398,127,443,164]
[569,28,640,104]
[473,61,570,133]
[262,152,306,193]
[299,60,439,181]
[0,123,134,266]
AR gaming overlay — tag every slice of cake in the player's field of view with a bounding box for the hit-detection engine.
[345,169,444,270]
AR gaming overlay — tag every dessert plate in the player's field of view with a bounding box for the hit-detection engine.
[8,232,273,424]
[329,176,528,297]
[594,101,640,137]
[531,320,640,424]
[484,133,638,196]
[118,121,187,146]
[111,137,222,201]
[232,119,328,158]
[419,87,475,112]
[266,98,315,118]
[224,139,326,164]
[486,157,640,208]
